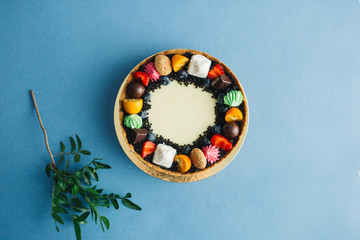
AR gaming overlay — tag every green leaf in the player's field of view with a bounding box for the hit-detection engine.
[70,137,76,152]
[94,161,111,169]
[60,141,65,152]
[94,210,98,224]
[79,188,85,198]
[73,205,89,213]
[100,216,110,230]
[96,189,104,194]
[125,193,132,199]
[82,172,91,185]
[53,205,68,214]
[65,158,70,170]
[45,163,51,177]
[52,197,62,206]
[76,134,82,151]
[85,187,100,195]
[54,185,61,195]
[53,173,61,182]
[58,181,67,191]
[75,171,82,178]
[56,225,60,232]
[73,220,81,240]
[100,219,105,232]
[58,155,64,164]
[61,194,69,202]
[80,150,91,155]
[74,153,81,163]
[69,177,77,185]
[121,198,141,210]
[53,195,68,206]
[52,212,64,224]
[110,198,119,210]
[90,207,94,220]
[71,197,82,205]
[87,167,98,181]
[72,185,79,197]
[102,198,109,204]
[76,212,90,222]
[77,220,87,225]
[70,176,81,185]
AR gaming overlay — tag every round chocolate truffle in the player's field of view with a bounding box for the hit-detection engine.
[223,122,240,139]
[126,80,145,99]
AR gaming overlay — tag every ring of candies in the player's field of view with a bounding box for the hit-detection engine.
[121,52,245,174]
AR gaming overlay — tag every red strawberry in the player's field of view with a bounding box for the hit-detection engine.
[210,134,232,151]
[141,141,156,158]
[208,64,225,80]
[133,71,150,87]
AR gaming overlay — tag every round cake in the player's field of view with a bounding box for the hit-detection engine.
[114,49,249,182]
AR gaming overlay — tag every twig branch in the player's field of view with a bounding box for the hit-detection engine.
[53,152,77,157]
[30,90,57,168]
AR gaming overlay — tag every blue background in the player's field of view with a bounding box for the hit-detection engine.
[1,1,360,239]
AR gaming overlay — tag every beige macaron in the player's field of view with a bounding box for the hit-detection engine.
[154,54,172,76]
[190,148,207,169]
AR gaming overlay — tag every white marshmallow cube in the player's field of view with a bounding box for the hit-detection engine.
[152,143,177,168]
[187,54,211,78]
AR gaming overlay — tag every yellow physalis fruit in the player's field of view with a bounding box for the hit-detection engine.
[225,108,243,122]
[171,54,189,72]
[123,98,143,114]
[174,154,192,173]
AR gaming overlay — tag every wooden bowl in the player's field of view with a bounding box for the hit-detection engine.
[114,49,249,182]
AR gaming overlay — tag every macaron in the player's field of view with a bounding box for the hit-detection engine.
[154,54,172,76]
[190,148,207,169]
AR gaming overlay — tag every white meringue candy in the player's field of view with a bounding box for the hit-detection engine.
[152,143,177,168]
[187,54,211,78]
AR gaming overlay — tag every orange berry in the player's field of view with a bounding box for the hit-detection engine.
[174,155,192,173]
[123,98,143,114]
[171,54,189,72]
[225,108,243,122]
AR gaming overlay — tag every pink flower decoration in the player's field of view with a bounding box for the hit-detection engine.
[144,61,160,82]
[202,145,220,164]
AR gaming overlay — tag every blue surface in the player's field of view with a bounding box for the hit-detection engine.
[1,1,360,239]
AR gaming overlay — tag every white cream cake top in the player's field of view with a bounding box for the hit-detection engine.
[147,80,216,145]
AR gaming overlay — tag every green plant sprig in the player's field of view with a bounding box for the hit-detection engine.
[30,90,141,240]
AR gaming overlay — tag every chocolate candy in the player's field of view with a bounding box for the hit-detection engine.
[222,121,240,139]
[211,74,232,90]
[130,128,148,144]
[127,80,145,99]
